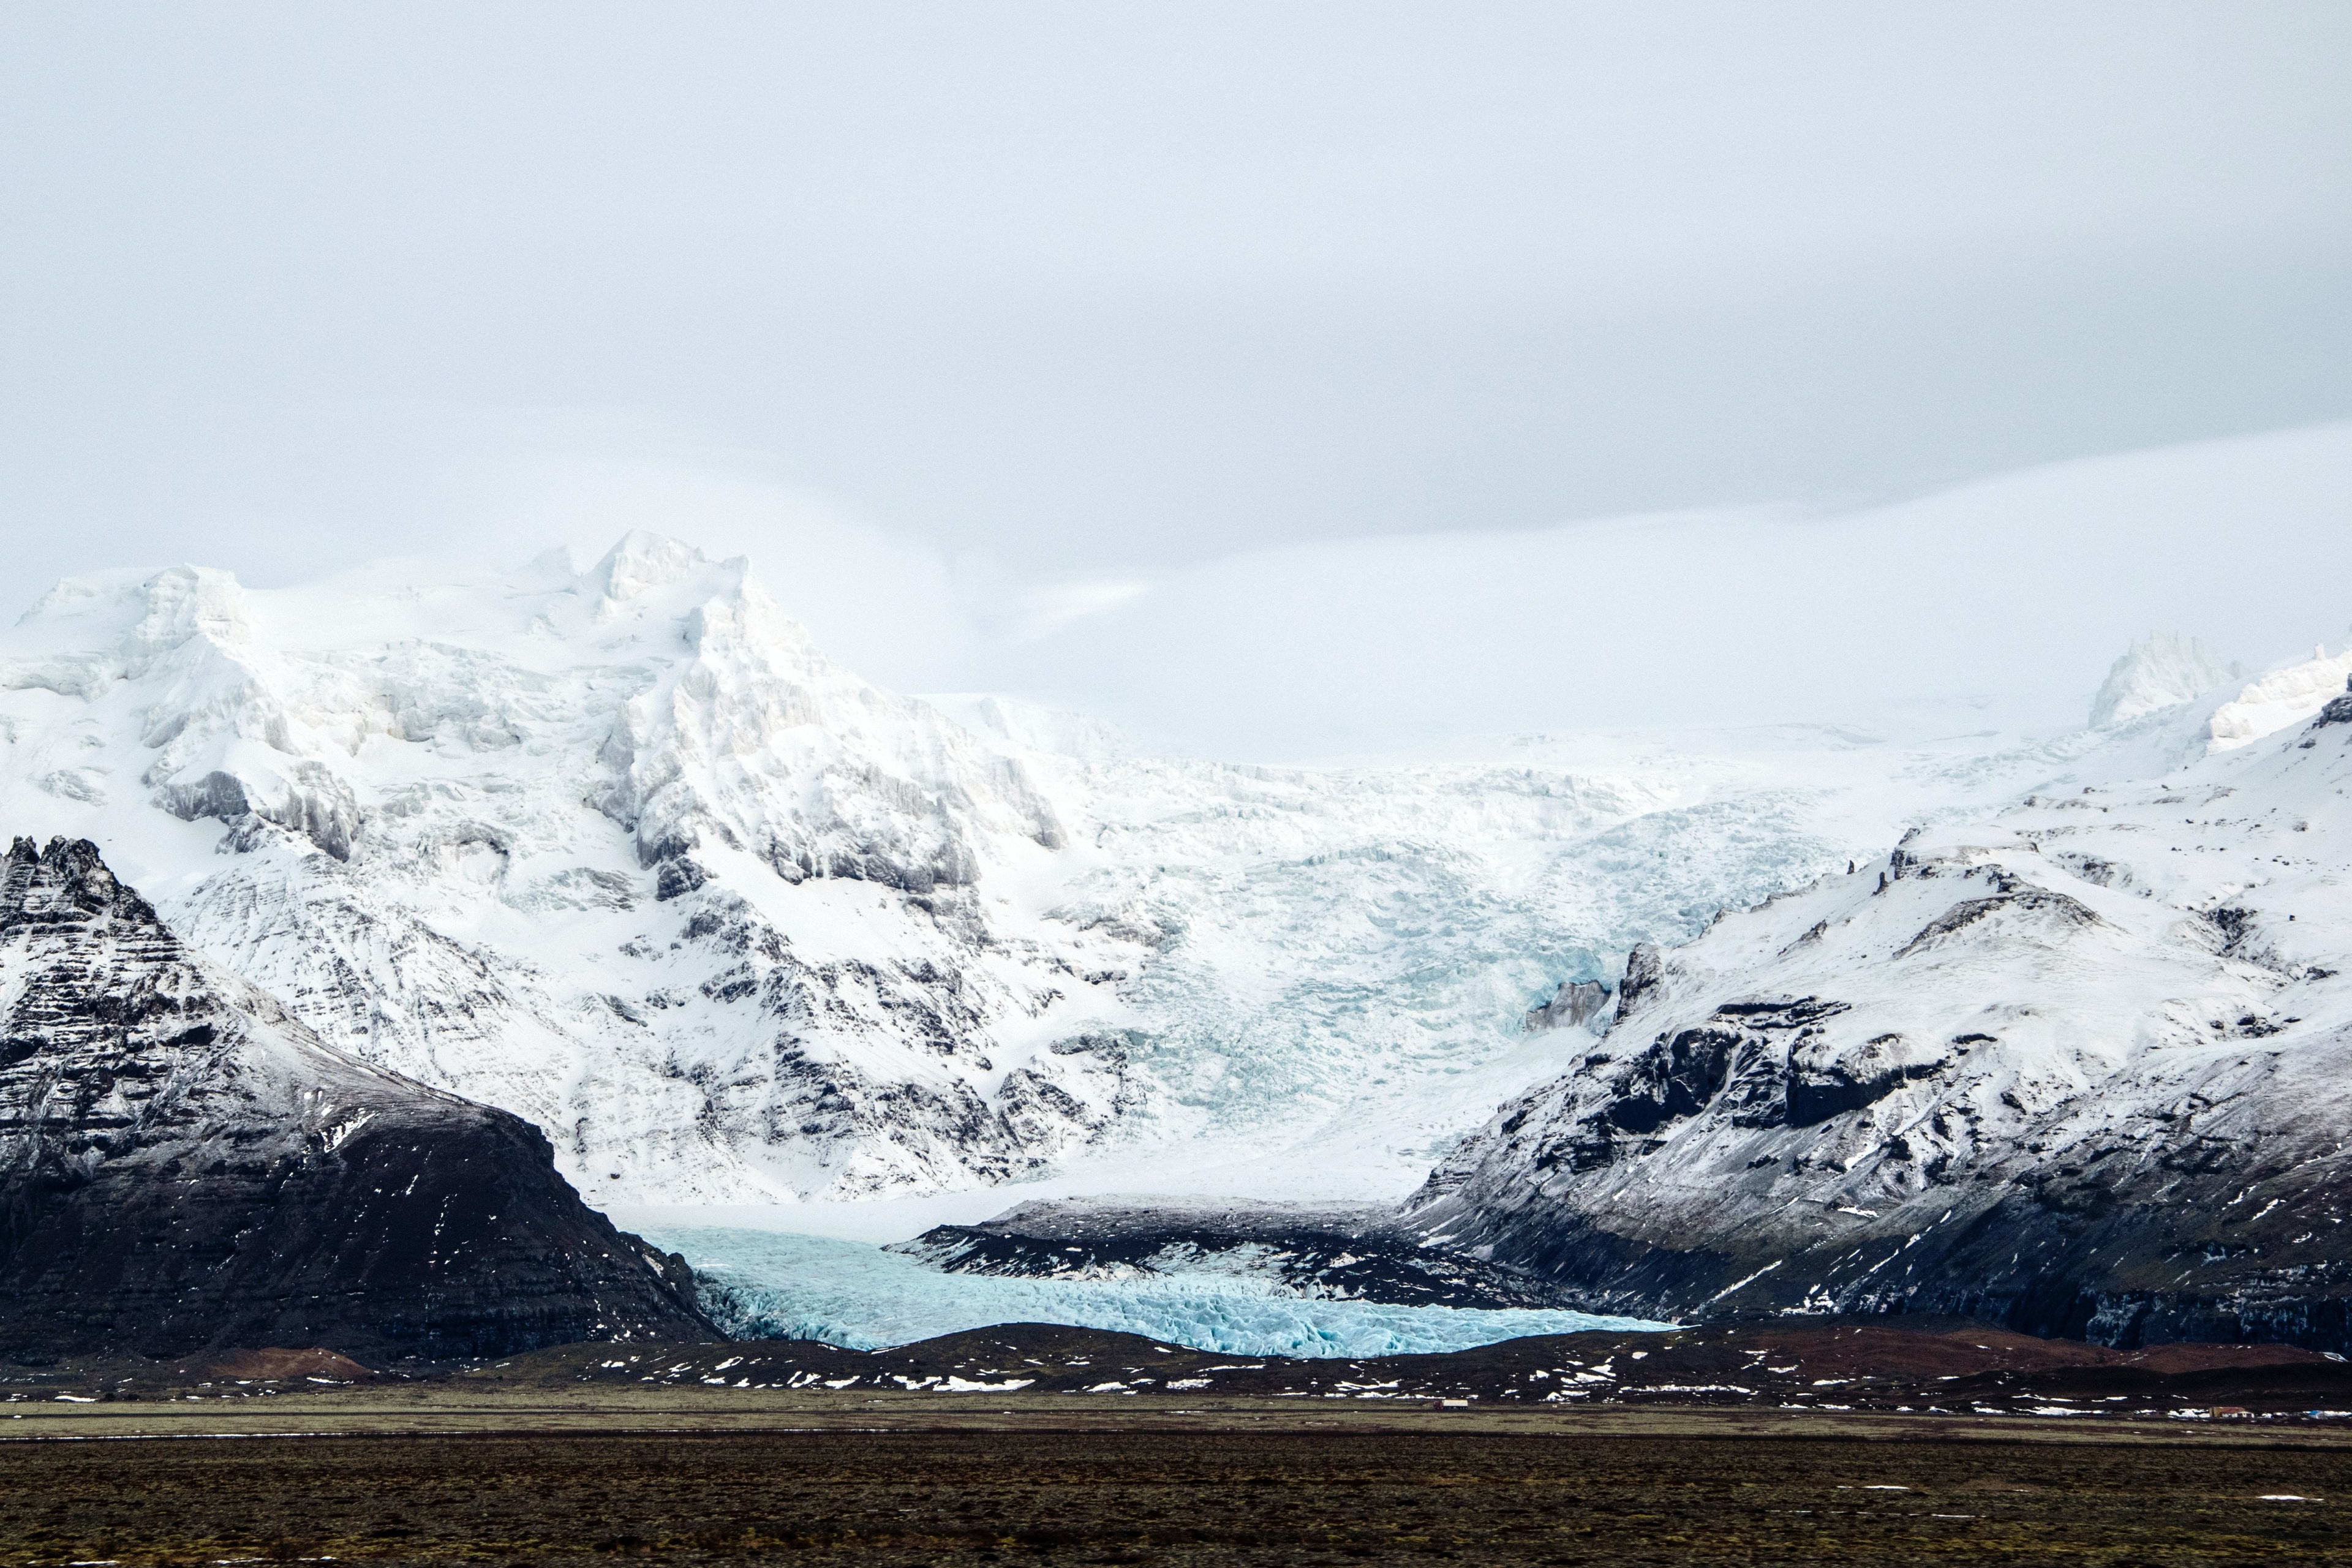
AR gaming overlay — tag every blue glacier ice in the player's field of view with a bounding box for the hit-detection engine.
[638,1226,1675,1357]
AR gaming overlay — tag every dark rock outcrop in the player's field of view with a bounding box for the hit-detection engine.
[1409,1044,2352,1351]
[2313,674,2352,729]
[891,1197,1577,1310]
[1615,943,1665,1020]
[0,835,715,1360]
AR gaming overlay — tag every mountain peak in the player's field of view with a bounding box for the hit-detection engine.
[2088,631,2240,728]
[590,530,713,607]
[1,834,154,930]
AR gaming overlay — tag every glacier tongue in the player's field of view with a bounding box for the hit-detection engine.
[0,532,2135,1207]
[643,1226,1670,1357]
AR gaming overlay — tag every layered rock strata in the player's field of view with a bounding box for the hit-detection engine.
[0,835,713,1359]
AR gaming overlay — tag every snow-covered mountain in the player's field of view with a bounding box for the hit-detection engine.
[1,535,1148,1202]
[1406,654,2352,1348]
[0,533,2101,1209]
[12,518,2352,1355]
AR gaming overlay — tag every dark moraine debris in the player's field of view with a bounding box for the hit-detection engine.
[0,835,713,1360]
[892,1197,1581,1309]
[459,1316,2352,1422]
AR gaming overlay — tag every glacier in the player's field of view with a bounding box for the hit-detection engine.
[0,528,2275,1216]
[11,517,2352,1355]
[637,1225,1672,1357]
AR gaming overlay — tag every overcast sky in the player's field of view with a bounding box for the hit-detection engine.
[6,3,2351,748]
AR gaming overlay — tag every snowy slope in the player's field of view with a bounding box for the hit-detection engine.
[967,423,2352,757]
[2210,643,2352,751]
[0,532,2210,1210]
[1408,660,2352,1347]
[1,536,1144,1202]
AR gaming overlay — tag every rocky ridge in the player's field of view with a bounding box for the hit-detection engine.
[538,1319,2352,1417]
[1405,671,2352,1351]
[0,834,712,1359]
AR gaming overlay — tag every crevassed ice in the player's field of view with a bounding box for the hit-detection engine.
[0,535,2152,1205]
[642,1226,1673,1358]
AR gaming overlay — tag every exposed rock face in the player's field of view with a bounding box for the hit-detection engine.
[2314,674,2352,730]
[892,1198,1577,1310]
[1409,702,2352,1351]
[0,836,713,1360]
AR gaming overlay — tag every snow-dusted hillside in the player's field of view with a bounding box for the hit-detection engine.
[1,532,2225,1210]
[0,835,709,1355]
[1408,655,2352,1346]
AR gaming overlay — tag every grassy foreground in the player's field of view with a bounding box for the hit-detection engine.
[6,1390,2352,1566]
